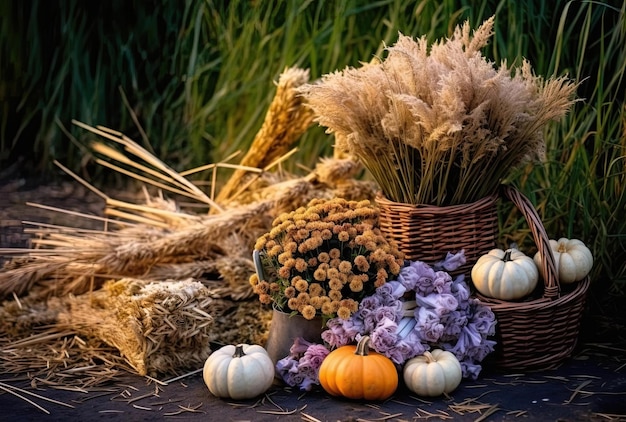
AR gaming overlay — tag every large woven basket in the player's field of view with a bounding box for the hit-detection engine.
[478,186,589,371]
[376,186,589,371]
[376,192,498,277]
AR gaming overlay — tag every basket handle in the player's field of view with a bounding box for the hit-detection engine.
[501,185,560,300]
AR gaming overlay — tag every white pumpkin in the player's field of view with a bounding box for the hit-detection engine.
[534,238,593,284]
[203,343,274,400]
[471,248,539,300]
[403,350,462,397]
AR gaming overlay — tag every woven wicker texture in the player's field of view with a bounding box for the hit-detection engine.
[376,193,498,277]
[478,186,589,371]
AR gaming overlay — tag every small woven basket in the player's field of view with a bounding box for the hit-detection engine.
[376,192,498,277]
[478,186,589,371]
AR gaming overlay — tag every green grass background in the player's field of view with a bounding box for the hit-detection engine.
[1,0,624,316]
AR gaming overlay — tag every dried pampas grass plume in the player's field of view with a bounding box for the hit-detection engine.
[299,16,577,206]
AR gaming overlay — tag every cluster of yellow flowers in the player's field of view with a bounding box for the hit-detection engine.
[250,197,404,320]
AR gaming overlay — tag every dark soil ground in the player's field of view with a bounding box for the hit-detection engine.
[1,177,625,421]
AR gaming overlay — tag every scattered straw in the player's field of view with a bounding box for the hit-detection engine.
[355,412,405,421]
[593,413,626,421]
[564,380,593,404]
[163,402,204,416]
[161,368,203,385]
[301,412,323,422]
[474,404,501,422]
[0,383,52,415]
[0,380,75,413]
[448,391,502,419]
[414,407,453,420]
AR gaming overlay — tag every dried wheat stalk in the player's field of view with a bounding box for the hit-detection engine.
[216,67,315,203]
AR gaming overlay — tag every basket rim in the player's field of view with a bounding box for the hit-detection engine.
[375,191,498,214]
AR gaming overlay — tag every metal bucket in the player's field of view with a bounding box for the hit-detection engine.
[265,307,324,364]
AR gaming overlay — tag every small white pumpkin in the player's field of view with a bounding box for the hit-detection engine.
[403,349,462,397]
[471,248,539,300]
[534,238,593,284]
[203,343,274,400]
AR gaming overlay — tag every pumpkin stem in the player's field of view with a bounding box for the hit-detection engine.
[233,344,246,358]
[503,249,513,262]
[355,336,371,356]
[423,351,435,363]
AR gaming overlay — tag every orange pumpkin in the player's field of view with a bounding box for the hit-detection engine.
[318,336,398,400]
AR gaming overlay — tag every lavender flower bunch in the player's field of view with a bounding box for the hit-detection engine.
[321,250,497,379]
[275,337,330,391]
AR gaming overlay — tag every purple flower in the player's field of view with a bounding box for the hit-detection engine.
[369,318,398,353]
[415,307,444,342]
[360,310,379,333]
[374,304,403,324]
[395,331,428,362]
[440,310,468,341]
[301,344,330,367]
[413,263,438,294]
[289,337,314,356]
[284,371,307,388]
[358,300,403,331]
[322,318,357,347]
[448,324,484,358]
[384,339,418,364]
[468,339,497,362]
[276,356,298,374]
[359,296,383,329]
[433,250,467,273]
[415,293,458,316]
[431,271,453,294]
[396,266,419,291]
[276,356,306,387]
[398,261,436,293]
[360,295,382,310]
[451,278,471,303]
[376,280,406,303]
[276,339,331,391]
[299,376,318,392]
[471,304,497,336]
[298,344,330,379]
[401,327,424,349]
[461,361,483,380]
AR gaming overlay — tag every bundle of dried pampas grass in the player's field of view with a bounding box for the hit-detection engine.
[0,66,375,383]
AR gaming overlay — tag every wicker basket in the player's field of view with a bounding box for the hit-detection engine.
[477,186,589,371]
[376,186,589,371]
[376,192,498,277]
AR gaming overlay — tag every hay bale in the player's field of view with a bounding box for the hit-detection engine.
[58,278,218,376]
